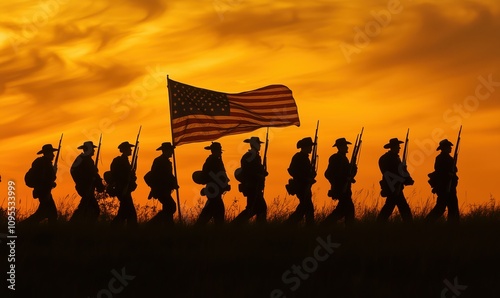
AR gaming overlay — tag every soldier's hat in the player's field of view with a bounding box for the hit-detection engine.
[157,142,175,151]
[244,136,264,147]
[77,141,97,150]
[37,144,59,155]
[296,137,316,149]
[333,138,352,147]
[204,142,223,152]
[436,139,453,151]
[383,138,404,149]
[118,141,135,151]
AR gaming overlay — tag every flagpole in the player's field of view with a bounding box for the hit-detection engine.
[166,75,183,224]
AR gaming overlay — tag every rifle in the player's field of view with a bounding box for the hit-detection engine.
[263,127,269,172]
[95,133,102,169]
[402,129,409,167]
[344,127,363,192]
[396,129,411,195]
[311,120,319,176]
[53,133,63,174]
[123,126,141,196]
[448,126,462,192]
[88,133,103,196]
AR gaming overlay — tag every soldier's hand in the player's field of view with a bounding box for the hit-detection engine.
[96,183,105,193]
[404,177,414,186]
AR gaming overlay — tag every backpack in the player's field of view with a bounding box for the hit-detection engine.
[144,171,156,188]
[24,167,37,188]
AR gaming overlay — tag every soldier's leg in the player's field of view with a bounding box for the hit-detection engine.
[425,193,447,222]
[125,194,137,226]
[446,191,460,222]
[196,199,214,225]
[24,201,45,224]
[377,195,397,223]
[232,194,253,224]
[90,196,100,222]
[254,193,267,223]
[162,194,177,225]
[213,197,225,225]
[286,188,308,225]
[38,192,57,224]
[303,188,314,226]
[113,196,127,224]
[323,200,344,224]
[344,197,355,225]
[395,194,413,222]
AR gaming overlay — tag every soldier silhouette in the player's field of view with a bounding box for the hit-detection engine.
[323,138,356,226]
[426,139,460,222]
[23,144,59,225]
[70,141,105,224]
[285,137,316,226]
[232,137,268,224]
[145,142,179,225]
[109,141,138,226]
[377,138,414,223]
[195,142,230,225]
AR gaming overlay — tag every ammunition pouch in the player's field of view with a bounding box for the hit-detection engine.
[285,178,297,195]
[379,179,390,198]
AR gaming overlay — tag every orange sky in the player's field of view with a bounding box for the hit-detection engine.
[1,0,499,217]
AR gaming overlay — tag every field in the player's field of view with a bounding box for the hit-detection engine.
[2,195,500,298]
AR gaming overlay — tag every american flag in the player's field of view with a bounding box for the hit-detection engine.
[168,78,300,146]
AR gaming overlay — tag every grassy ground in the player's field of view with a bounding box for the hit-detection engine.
[2,196,500,297]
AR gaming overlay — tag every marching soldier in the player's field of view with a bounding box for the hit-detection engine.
[70,141,104,223]
[285,137,316,226]
[145,142,178,225]
[323,138,356,225]
[195,142,230,225]
[377,138,414,223]
[108,141,138,226]
[232,137,268,224]
[23,144,59,225]
[426,139,460,222]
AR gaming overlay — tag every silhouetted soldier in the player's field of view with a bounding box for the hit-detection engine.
[145,142,178,225]
[24,144,58,225]
[377,138,414,223]
[285,137,316,226]
[426,139,460,222]
[70,141,104,223]
[232,137,268,224]
[323,138,356,226]
[195,142,230,225]
[110,142,138,226]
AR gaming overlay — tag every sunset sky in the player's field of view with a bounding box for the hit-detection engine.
[1,0,499,217]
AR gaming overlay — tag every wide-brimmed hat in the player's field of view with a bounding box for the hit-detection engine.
[296,137,316,149]
[244,137,264,146]
[118,141,135,151]
[436,139,453,151]
[37,144,59,155]
[204,142,222,151]
[333,137,352,147]
[77,141,97,150]
[157,142,175,151]
[383,138,404,149]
